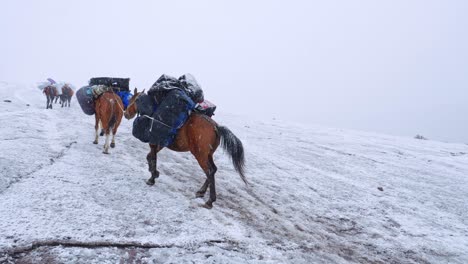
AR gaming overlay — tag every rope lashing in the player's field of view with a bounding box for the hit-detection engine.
[141,115,172,131]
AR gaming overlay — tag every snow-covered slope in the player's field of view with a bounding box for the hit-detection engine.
[0,82,467,263]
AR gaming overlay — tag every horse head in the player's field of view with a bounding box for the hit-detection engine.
[124,87,145,120]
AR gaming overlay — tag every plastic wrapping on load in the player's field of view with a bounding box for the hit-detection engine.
[148,74,205,104]
[178,74,204,103]
[116,91,133,109]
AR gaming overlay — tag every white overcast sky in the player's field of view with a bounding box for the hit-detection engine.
[1,0,467,142]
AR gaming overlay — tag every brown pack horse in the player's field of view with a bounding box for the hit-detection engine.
[94,91,124,154]
[124,88,246,209]
[43,85,58,109]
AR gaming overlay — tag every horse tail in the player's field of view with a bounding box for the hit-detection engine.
[217,125,247,184]
[108,98,117,130]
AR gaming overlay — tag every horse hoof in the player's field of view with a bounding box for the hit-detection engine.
[146,180,155,186]
[202,202,213,209]
[110,143,115,148]
[103,150,109,154]
[195,192,205,198]
[93,140,98,144]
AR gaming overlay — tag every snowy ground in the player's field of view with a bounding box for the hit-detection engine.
[0,82,467,263]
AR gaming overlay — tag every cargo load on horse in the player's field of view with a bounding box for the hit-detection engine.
[130,74,214,147]
[76,77,133,116]
[89,77,130,91]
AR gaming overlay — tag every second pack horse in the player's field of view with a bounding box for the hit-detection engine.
[77,78,131,154]
[93,91,124,154]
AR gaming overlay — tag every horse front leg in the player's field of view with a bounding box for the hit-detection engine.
[204,157,218,209]
[47,96,52,109]
[110,125,118,148]
[146,144,161,186]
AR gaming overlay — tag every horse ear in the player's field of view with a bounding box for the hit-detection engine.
[134,87,137,94]
[142,89,145,94]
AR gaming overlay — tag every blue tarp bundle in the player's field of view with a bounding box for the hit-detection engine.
[116,91,133,109]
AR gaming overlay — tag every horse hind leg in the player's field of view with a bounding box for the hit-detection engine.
[103,129,112,154]
[110,123,119,148]
[110,131,116,148]
[195,154,217,209]
[93,117,100,144]
[196,179,209,198]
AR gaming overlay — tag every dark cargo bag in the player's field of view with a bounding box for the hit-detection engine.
[135,93,155,116]
[89,77,130,91]
[132,116,152,143]
[76,86,95,115]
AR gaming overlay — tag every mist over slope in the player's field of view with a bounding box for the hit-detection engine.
[0,82,467,263]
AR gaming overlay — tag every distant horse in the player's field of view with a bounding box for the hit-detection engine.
[43,85,58,109]
[124,88,246,209]
[93,91,124,154]
[60,85,74,107]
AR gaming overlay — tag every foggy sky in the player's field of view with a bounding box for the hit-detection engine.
[1,0,467,143]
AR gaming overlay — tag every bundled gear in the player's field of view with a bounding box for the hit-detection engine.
[132,74,208,147]
[117,91,133,109]
[76,86,95,115]
[77,77,133,115]
[89,77,130,91]
[133,85,196,146]
[178,74,204,103]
